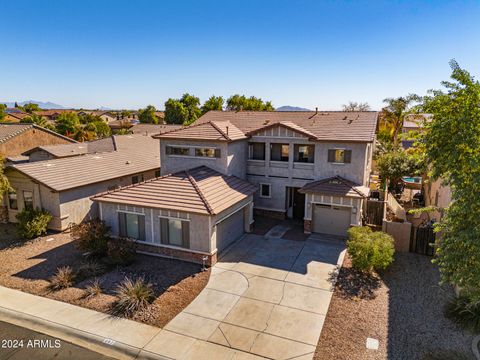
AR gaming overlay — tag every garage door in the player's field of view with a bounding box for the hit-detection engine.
[312,204,351,236]
[216,208,245,252]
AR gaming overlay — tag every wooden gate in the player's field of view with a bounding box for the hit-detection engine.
[365,200,384,226]
[410,224,435,256]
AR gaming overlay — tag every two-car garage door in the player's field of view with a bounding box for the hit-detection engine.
[312,204,351,237]
[216,208,245,252]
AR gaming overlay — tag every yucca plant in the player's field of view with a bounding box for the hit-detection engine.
[49,266,75,291]
[112,277,154,316]
[76,260,106,281]
[84,278,103,299]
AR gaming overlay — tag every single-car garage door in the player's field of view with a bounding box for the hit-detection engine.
[312,204,351,236]
[216,208,245,252]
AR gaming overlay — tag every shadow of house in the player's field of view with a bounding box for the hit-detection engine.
[382,253,474,359]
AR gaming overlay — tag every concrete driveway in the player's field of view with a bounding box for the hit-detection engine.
[145,233,346,360]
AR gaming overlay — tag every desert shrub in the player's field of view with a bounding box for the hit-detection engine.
[16,208,52,239]
[112,277,154,316]
[84,278,103,298]
[72,220,110,256]
[49,266,75,290]
[347,227,395,272]
[106,238,136,266]
[445,295,480,334]
[76,260,106,281]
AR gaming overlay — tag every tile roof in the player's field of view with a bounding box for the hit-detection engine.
[8,134,159,191]
[23,137,116,158]
[92,166,257,215]
[299,176,369,198]
[0,123,76,144]
[130,124,182,135]
[194,111,378,142]
[153,121,247,142]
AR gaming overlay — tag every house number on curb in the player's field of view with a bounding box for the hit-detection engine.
[103,338,116,346]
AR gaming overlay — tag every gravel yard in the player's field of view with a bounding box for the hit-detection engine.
[315,253,475,360]
[0,228,210,328]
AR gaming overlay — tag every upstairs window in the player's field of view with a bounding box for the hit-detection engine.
[23,191,33,210]
[248,143,265,160]
[294,145,315,163]
[270,143,289,162]
[195,148,220,158]
[166,146,189,156]
[328,149,352,164]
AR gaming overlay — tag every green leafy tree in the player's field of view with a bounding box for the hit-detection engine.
[380,95,419,146]
[201,95,224,114]
[56,112,80,136]
[21,113,48,127]
[376,150,423,185]
[342,101,371,111]
[0,104,6,121]
[164,99,188,125]
[138,105,158,124]
[422,60,480,303]
[164,93,201,125]
[22,103,41,113]
[226,95,274,111]
[91,120,111,138]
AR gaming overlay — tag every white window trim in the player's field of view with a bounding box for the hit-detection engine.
[259,183,271,198]
[116,209,145,215]
[158,215,191,221]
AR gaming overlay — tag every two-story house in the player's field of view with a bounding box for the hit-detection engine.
[92,110,377,265]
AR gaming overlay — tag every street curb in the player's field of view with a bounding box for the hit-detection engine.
[0,306,170,360]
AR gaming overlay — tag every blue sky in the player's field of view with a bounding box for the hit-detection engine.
[1,0,479,110]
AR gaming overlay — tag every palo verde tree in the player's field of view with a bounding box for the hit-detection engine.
[422,60,480,303]
[342,101,371,111]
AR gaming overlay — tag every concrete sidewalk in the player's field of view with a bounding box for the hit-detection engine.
[0,286,264,359]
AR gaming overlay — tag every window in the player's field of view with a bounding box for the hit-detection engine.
[23,191,33,210]
[132,174,144,184]
[294,145,314,163]
[166,146,189,156]
[328,149,352,164]
[195,148,219,158]
[260,183,271,198]
[8,192,17,210]
[270,143,289,162]
[160,218,190,248]
[155,170,161,177]
[107,185,119,191]
[248,143,265,160]
[118,212,146,240]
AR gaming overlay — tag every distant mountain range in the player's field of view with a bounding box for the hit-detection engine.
[1,100,113,111]
[276,105,311,111]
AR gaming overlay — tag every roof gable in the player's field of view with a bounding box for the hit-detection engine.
[247,121,317,140]
[299,176,369,198]
[154,121,246,142]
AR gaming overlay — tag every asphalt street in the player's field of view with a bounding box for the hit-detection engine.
[0,320,115,360]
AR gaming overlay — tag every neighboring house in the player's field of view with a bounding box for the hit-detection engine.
[77,110,117,124]
[34,109,75,121]
[130,124,182,135]
[5,134,160,230]
[23,136,116,161]
[0,123,76,158]
[92,110,376,265]
[4,109,31,122]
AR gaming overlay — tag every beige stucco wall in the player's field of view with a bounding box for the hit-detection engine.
[423,178,452,221]
[0,128,74,157]
[382,220,411,252]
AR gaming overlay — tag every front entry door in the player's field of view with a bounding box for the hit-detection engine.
[292,188,305,220]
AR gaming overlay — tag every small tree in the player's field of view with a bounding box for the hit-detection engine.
[347,227,395,272]
[226,94,274,111]
[0,104,6,121]
[138,105,158,124]
[71,219,110,256]
[22,103,41,113]
[201,95,224,114]
[342,101,371,111]
[164,93,201,125]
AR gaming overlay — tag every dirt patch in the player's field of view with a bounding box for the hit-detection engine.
[0,229,210,328]
[315,253,474,360]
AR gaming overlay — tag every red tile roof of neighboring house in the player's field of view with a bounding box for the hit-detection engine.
[299,176,369,198]
[92,166,257,215]
[130,124,182,135]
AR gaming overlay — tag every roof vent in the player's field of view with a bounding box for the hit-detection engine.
[329,179,341,184]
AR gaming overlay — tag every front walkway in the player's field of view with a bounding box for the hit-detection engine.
[159,233,346,359]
